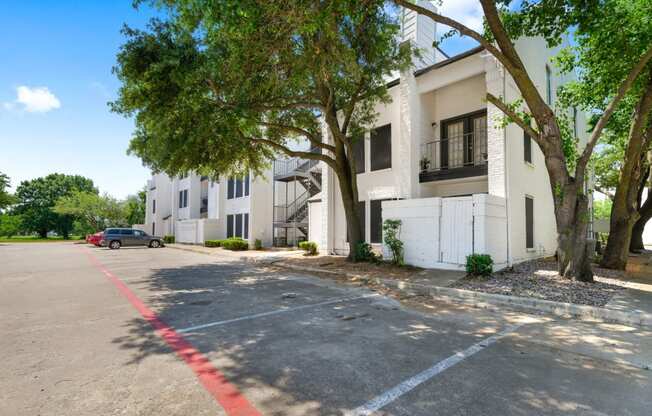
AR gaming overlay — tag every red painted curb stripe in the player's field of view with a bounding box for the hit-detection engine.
[80,248,262,416]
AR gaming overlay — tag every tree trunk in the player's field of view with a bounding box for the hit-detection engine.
[631,185,652,251]
[335,166,363,261]
[601,75,652,269]
[555,184,594,282]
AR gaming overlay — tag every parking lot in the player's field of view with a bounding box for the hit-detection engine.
[1,243,651,415]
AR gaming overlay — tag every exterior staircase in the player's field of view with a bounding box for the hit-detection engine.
[272,150,322,246]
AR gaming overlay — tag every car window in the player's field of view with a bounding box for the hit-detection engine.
[105,229,117,234]
[120,229,134,235]
[134,230,144,237]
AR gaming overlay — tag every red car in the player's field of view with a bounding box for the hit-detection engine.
[87,232,103,246]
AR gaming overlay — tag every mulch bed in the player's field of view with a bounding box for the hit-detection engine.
[452,259,626,307]
[279,254,421,281]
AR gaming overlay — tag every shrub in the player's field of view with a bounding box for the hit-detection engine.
[354,241,378,262]
[383,219,404,266]
[465,254,494,276]
[299,241,318,255]
[254,239,263,250]
[204,239,223,247]
[163,235,175,244]
[221,237,249,251]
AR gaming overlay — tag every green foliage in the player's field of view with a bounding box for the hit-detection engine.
[125,189,147,226]
[112,1,414,258]
[163,235,175,244]
[14,174,96,238]
[254,238,262,250]
[0,214,23,238]
[221,237,249,251]
[382,219,405,266]
[593,199,613,220]
[465,254,494,277]
[0,172,15,210]
[54,191,128,232]
[354,241,378,263]
[205,237,249,250]
[298,241,318,256]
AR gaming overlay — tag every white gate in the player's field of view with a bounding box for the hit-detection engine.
[440,197,474,264]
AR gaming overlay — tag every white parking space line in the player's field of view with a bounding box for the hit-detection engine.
[347,323,523,416]
[177,293,380,333]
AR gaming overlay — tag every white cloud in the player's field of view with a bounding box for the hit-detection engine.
[14,86,61,113]
[437,0,484,34]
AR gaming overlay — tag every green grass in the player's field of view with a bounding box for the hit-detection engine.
[0,235,83,243]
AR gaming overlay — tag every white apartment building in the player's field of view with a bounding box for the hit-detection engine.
[308,2,589,270]
[144,170,275,246]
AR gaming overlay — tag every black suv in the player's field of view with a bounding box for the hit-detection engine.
[100,228,165,249]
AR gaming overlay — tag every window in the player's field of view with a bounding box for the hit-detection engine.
[370,124,391,171]
[226,213,249,238]
[546,65,552,105]
[235,177,243,198]
[227,214,234,238]
[152,199,156,214]
[352,135,365,174]
[524,132,532,164]
[178,190,188,208]
[227,178,235,199]
[235,214,243,237]
[370,199,389,244]
[120,229,134,235]
[134,230,144,238]
[525,196,534,249]
[244,175,250,196]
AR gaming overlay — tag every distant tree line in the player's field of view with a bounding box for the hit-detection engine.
[0,172,146,239]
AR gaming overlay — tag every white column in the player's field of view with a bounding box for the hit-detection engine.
[399,69,421,199]
[484,56,507,198]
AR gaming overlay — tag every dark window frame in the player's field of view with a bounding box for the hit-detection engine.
[370,124,392,171]
[244,213,249,239]
[440,109,487,169]
[524,132,532,164]
[226,214,234,238]
[244,175,250,196]
[227,178,235,199]
[370,199,389,244]
[235,178,243,198]
[525,196,534,249]
[235,213,243,237]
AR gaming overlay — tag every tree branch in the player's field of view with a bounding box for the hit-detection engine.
[246,135,339,171]
[394,0,516,74]
[486,93,540,139]
[258,121,336,153]
[576,46,652,177]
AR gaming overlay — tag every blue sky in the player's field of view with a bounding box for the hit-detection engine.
[0,1,481,199]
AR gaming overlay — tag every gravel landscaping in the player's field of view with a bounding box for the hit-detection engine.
[452,259,626,307]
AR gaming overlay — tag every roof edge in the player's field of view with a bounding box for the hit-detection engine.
[414,46,485,77]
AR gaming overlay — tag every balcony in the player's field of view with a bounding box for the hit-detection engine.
[419,130,488,183]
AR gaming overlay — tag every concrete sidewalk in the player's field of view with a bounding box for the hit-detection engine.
[167,243,302,263]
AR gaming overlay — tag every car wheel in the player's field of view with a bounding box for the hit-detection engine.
[149,240,161,248]
[109,240,121,249]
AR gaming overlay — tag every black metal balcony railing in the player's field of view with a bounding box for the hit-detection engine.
[420,131,488,181]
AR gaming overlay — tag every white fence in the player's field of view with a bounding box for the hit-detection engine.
[176,219,220,244]
[382,194,507,270]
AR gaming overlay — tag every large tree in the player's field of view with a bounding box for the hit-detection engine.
[54,191,128,232]
[125,189,147,226]
[112,0,413,259]
[14,174,96,238]
[396,0,652,281]
[0,172,15,210]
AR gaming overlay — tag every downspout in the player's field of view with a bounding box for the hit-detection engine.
[503,70,512,267]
